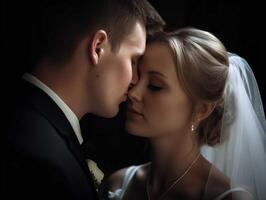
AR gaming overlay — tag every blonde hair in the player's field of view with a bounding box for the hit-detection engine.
[148,28,229,145]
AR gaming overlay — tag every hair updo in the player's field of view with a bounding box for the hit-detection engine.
[148,28,229,146]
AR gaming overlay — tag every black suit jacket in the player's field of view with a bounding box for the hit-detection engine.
[2,80,98,200]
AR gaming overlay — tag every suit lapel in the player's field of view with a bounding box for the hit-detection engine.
[20,81,99,198]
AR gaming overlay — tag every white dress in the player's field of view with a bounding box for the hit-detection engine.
[108,165,251,200]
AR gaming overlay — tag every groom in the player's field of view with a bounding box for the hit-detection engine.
[2,1,164,199]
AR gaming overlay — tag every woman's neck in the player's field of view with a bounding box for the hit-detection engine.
[148,134,200,194]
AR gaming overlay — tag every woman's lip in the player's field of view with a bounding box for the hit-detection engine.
[127,108,143,116]
[122,94,127,101]
[121,92,128,102]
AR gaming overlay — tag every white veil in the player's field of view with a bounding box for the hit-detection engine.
[201,53,266,200]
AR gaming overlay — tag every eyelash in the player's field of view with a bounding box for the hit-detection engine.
[148,84,163,91]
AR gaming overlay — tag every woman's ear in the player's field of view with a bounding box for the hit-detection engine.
[194,102,216,122]
[89,30,108,65]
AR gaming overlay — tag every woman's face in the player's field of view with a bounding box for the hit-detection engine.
[126,42,194,138]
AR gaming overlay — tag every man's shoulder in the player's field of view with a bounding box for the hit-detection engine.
[9,103,52,130]
[6,105,63,154]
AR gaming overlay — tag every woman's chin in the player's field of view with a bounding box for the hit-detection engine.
[125,122,146,137]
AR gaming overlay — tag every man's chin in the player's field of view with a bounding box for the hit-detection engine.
[103,107,119,118]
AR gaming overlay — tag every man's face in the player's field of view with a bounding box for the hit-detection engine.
[90,21,146,117]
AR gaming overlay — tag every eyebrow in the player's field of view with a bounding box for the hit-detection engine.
[147,70,167,78]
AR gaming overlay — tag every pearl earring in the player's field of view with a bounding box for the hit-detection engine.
[191,124,195,132]
[97,48,103,55]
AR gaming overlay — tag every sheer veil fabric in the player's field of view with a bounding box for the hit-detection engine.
[201,53,266,200]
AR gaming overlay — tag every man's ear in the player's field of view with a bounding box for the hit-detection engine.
[193,102,216,122]
[89,30,108,65]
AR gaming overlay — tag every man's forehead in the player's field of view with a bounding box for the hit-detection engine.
[124,22,146,52]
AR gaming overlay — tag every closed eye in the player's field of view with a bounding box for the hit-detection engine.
[148,84,163,91]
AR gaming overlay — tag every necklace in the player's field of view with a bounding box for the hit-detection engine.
[146,153,201,200]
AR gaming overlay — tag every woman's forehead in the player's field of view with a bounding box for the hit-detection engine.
[139,43,175,74]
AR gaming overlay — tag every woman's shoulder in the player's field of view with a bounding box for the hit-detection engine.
[203,164,231,200]
[99,166,130,200]
[101,166,129,193]
[204,165,253,200]
[99,163,150,199]
[208,165,231,187]
[214,187,254,200]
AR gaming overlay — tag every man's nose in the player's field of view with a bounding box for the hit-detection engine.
[131,65,139,85]
[128,82,142,102]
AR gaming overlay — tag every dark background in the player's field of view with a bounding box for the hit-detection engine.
[2,0,264,176]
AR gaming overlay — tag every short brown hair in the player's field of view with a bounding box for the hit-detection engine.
[30,0,165,66]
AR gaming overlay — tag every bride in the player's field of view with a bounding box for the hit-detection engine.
[100,28,266,200]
